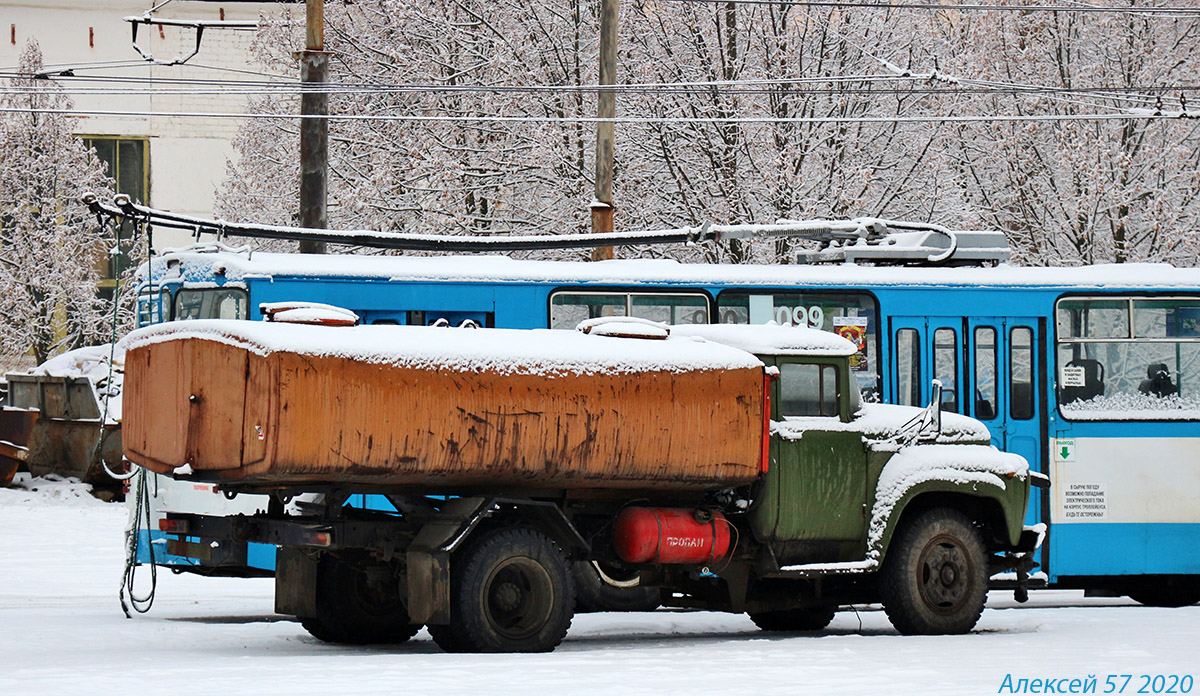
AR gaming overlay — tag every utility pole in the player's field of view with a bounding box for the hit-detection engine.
[298,0,328,254]
[589,0,618,262]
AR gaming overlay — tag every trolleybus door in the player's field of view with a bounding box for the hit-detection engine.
[967,317,1046,532]
[892,316,1045,520]
[889,317,966,414]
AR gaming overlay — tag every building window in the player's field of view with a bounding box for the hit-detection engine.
[81,137,148,299]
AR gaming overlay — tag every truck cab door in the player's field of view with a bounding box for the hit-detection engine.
[753,358,868,552]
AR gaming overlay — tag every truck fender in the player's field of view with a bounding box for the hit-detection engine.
[866,476,1021,567]
[406,497,589,625]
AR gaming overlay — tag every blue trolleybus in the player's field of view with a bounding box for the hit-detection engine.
[130,245,1200,606]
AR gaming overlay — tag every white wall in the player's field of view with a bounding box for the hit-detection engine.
[0,1,296,249]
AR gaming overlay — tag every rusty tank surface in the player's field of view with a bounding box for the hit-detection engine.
[123,321,767,490]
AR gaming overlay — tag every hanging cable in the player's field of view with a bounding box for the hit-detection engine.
[116,213,157,617]
[119,465,158,617]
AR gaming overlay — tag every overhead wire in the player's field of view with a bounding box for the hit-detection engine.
[1,104,1195,124]
[653,0,1200,17]
[0,71,1190,111]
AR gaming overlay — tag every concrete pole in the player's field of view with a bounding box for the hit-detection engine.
[299,0,328,254]
[589,0,617,262]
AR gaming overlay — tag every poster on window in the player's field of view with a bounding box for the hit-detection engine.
[833,316,869,371]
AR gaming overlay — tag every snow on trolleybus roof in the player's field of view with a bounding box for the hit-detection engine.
[141,246,1200,290]
[123,320,765,377]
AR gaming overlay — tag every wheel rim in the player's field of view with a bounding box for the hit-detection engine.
[916,533,974,615]
[483,556,555,641]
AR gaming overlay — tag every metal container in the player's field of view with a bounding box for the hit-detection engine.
[3,374,121,486]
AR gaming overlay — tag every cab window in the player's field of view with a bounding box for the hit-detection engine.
[779,363,839,417]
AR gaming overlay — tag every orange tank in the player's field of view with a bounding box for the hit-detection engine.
[122,322,767,491]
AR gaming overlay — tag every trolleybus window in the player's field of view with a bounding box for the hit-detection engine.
[1010,326,1035,420]
[716,290,878,397]
[1056,296,1200,419]
[549,291,709,328]
[174,287,249,321]
[974,327,997,420]
[136,287,172,326]
[933,327,959,413]
[896,328,921,407]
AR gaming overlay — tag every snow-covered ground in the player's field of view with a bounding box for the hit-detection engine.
[1,476,1196,696]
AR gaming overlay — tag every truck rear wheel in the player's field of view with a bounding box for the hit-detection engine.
[431,527,575,653]
[300,556,421,645]
[880,507,987,635]
[748,605,837,632]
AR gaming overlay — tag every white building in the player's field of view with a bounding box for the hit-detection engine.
[0,0,297,250]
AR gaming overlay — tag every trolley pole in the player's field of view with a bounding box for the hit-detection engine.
[589,0,617,262]
[298,0,328,254]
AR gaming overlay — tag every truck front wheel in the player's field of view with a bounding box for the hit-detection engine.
[879,508,987,635]
[300,556,421,645]
[432,527,575,653]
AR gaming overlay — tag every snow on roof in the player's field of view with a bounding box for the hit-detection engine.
[27,344,125,380]
[670,322,857,356]
[261,301,361,326]
[11,344,125,424]
[124,320,764,376]
[576,316,671,339]
[144,246,1200,290]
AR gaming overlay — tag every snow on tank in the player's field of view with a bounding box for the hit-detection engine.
[123,319,764,376]
[669,322,859,357]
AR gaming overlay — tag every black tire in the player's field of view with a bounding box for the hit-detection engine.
[427,624,469,653]
[879,507,988,635]
[1128,577,1200,608]
[572,561,661,613]
[300,555,422,645]
[433,527,575,653]
[749,605,837,632]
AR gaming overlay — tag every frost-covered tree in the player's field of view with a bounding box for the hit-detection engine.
[219,0,603,258]
[937,7,1200,265]
[0,41,116,364]
[218,2,1200,267]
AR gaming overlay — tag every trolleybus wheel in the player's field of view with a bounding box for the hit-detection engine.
[1128,576,1200,608]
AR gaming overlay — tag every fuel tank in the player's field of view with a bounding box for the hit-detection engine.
[613,507,732,564]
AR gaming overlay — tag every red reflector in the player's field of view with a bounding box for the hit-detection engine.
[304,531,332,547]
[158,518,190,534]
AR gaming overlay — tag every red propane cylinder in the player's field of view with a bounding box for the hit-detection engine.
[613,507,732,564]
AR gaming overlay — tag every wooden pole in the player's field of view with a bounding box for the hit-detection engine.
[589,0,617,261]
[299,0,328,254]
